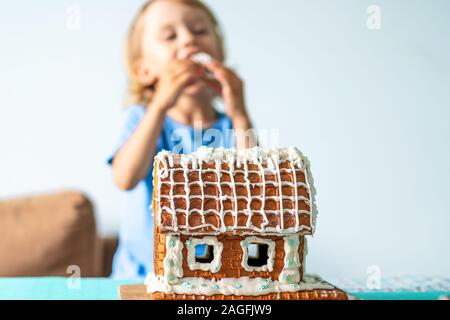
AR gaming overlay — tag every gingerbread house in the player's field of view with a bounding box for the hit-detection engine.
[144,146,350,300]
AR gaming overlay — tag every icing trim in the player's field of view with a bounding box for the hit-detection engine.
[303,237,308,274]
[163,235,184,284]
[186,236,223,273]
[145,273,335,296]
[158,219,312,235]
[240,236,275,272]
[278,235,301,284]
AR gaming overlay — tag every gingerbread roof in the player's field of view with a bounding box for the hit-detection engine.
[151,147,317,236]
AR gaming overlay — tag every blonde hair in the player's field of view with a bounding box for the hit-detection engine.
[124,0,226,106]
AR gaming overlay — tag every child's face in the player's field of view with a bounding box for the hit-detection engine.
[139,0,222,85]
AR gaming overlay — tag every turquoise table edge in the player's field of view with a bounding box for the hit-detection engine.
[0,277,140,300]
[0,277,448,300]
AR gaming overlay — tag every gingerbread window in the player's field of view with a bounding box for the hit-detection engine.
[186,236,223,273]
[240,236,275,272]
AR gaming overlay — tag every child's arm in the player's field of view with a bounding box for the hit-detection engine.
[111,106,165,191]
[231,114,256,149]
[112,60,205,191]
[205,61,257,149]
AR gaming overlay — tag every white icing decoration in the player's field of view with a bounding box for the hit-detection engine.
[290,161,299,227]
[278,235,301,284]
[158,194,308,201]
[242,159,252,227]
[274,156,284,231]
[163,235,184,284]
[198,161,206,227]
[153,146,318,235]
[229,153,239,227]
[186,236,223,273]
[240,236,275,272]
[303,237,308,274]
[169,164,177,231]
[257,160,269,228]
[145,273,335,296]
[303,156,318,234]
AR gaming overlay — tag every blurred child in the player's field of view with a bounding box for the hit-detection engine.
[108,0,256,279]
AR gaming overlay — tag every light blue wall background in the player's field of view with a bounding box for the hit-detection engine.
[0,0,449,280]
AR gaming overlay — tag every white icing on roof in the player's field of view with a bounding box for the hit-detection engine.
[153,146,318,235]
[156,146,308,169]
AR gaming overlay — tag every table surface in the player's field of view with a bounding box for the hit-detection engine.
[0,277,448,300]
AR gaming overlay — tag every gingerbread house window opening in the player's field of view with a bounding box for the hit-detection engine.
[186,236,223,273]
[247,243,269,267]
[194,244,214,263]
[240,236,275,272]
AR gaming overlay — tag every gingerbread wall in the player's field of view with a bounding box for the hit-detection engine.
[154,231,305,281]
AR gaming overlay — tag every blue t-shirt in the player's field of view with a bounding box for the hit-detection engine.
[107,105,234,280]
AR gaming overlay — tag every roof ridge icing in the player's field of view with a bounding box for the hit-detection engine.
[155,146,308,170]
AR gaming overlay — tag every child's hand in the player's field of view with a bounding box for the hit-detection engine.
[151,60,206,111]
[204,61,248,121]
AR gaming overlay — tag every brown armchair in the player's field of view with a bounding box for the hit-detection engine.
[0,191,118,277]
